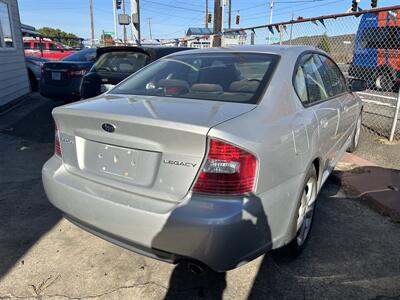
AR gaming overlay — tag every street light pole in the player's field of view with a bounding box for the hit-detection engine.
[90,0,95,47]
[122,0,127,45]
[113,0,118,44]
[148,18,152,40]
[205,0,208,28]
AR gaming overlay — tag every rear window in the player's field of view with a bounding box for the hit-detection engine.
[62,48,96,61]
[361,26,400,49]
[93,51,149,73]
[110,52,279,104]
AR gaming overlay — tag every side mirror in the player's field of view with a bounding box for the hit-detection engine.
[349,78,367,92]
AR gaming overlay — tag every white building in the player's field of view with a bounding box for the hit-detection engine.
[0,0,29,109]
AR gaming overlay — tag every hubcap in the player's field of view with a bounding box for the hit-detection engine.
[296,176,317,246]
[376,74,393,91]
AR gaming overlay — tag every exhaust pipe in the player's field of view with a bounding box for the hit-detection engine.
[187,262,206,275]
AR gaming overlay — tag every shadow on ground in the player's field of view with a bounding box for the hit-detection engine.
[0,98,62,278]
[160,179,400,299]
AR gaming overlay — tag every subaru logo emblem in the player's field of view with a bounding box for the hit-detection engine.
[102,123,116,133]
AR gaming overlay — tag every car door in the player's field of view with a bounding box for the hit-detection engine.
[317,54,359,142]
[296,53,341,167]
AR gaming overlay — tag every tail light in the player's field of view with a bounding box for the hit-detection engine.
[67,69,87,77]
[54,123,62,157]
[192,139,257,195]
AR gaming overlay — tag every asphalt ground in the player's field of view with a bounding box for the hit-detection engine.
[0,95,399,299]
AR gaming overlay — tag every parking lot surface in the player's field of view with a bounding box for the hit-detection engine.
[0,95,400,299]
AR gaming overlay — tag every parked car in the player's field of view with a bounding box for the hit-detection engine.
[25,55,49,91]
[80,46,193,99]
[42,46,365,272]
[24,38,76,60]
[349,9,400,91]
[40,48,97,101]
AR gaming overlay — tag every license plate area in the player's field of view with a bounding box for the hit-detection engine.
[52,72,61,80]
[89,144,138,180]
[77,138,160,187]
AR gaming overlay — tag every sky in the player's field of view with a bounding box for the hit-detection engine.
[18,0,399,42]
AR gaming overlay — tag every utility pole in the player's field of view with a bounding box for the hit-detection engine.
[136,0,141,45]
[228,0,232,29]
[122,0,127,45]
[90,0,95,47]
[113,0,118,45]
[205,0,208,28]
[213,0,222,47]
[148,18,152,40]
[267,0,274,44]
[130,0,139,44]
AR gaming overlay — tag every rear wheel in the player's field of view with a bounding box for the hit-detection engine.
[283,166,317,256]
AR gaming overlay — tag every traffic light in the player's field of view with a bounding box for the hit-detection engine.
[351,0,358,12]
[371,0,377,8]
[236,14,240,25]
[116,0,122,9]
[207,13,212,23]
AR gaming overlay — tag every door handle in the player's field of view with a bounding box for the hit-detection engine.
[320,118,329,128]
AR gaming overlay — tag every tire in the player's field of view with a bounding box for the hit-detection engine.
[28,70,38,91]
[282,166,318,257]
[375,69,396,92]
[348,113,362,153]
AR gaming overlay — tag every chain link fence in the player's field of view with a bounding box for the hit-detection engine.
[236,6,400,140]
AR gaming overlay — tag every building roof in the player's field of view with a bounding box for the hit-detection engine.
[186,28,213,36]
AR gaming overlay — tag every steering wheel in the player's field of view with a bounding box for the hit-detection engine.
[248,79,261,82]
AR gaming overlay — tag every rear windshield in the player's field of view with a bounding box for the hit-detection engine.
[62,48,96,61]
[93,51,149,73]
[110,52,279,104]
[360,26,400,49]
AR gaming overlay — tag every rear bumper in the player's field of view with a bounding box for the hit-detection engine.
[40,78,83,101]
[42,156,271,271]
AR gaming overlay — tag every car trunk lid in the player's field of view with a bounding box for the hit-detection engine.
[52,94,255,202]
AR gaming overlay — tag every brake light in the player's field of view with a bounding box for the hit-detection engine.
[67,69,86,77]
[193,139,257,195]
[54,123,62,157]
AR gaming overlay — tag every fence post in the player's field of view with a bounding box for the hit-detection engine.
[389,91,400,142]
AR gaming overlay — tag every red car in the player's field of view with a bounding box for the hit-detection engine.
[24,39,76,61]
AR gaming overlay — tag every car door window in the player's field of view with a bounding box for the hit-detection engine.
[294,54,330,104]
[294,64,308,104]
[318,54,348,96]
[33,42,46,50]
[49,43,62,50]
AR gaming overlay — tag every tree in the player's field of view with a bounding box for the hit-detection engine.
[37,27,81,48]
[317,33,331,53]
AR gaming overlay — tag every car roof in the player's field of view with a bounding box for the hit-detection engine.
[165,45,322,57]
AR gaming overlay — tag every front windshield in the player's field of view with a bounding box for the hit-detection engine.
[93,51,149,73]
[62,48,96,62]
[110,52,279,104]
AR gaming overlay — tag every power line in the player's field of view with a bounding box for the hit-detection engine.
[141,0,204,13]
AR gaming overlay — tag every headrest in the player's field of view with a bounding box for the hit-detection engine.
[229,80,260,93]
[191,83,223,93]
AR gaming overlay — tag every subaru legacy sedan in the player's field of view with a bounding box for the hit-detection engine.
[42,46,365,272]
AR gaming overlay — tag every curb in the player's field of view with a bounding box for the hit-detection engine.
[332,153,400,223]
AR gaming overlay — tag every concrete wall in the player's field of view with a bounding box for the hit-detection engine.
[0,0,29,108]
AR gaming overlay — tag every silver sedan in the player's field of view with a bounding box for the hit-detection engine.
[42,45,365,272]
